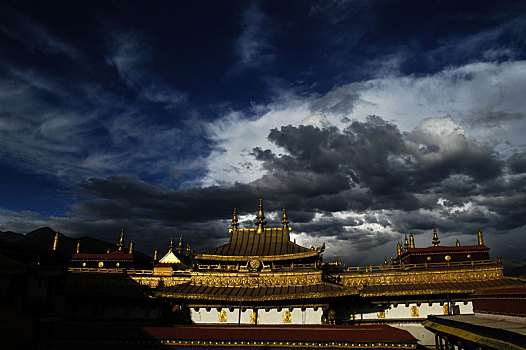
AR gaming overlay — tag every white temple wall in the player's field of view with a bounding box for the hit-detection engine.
[190,307,322,324]
[360,301,472,320]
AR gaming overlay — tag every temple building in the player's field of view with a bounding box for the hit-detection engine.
[61,199,526,348]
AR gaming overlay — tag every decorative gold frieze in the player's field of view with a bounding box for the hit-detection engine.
[341,265,502,289]
[188,271,322,288]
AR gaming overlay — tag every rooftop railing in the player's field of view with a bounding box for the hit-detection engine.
[343,258,501,274]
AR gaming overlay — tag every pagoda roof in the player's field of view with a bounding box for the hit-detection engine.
[196,227,323,262]
[157,280,353,301]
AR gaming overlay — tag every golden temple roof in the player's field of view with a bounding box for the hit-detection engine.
[359,277,526,297]
[196,201,324,262]
[159,250,182,264]
[156,281,352,302]
[196,227,322,262]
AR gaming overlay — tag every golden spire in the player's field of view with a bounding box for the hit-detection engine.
[456,239,460,247]
[177,235,183,254]
[186,242,191,255]
[334,254,339,265]
[117,228,125,251]
[107,247,110,254]
[52,230,59,251]
[231,208,239,230]
[432,224,440,246]
[254,198,266,234]
[477,228,484,245]
[396,242,402,256]
[129,240,134,254]
[409,233,415,248]
[281,204,290,231]
[404,234,409,250]
[153,247,158,261]
[384,257,388,265]
[169,235,174,251]
[76,240,80,254]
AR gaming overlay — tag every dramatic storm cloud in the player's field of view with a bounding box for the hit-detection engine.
[1,1,525,264]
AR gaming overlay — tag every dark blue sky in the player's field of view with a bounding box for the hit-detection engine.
[1,0,526,264]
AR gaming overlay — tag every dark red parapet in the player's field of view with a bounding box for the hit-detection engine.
[145,324,417,344]
[472,286,526,317]
[50,324,418,349]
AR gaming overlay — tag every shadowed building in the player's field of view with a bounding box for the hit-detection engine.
[7,199,523,348]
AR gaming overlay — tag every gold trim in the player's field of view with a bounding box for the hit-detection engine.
[423,320,525,350]
[195,250,321,262]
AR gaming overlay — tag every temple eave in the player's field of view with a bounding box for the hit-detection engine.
[195,250,321,262]
[157,283,354,302]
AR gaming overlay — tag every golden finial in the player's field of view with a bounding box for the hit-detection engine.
[52,230,59,251]
[409,233,415,248]
[117,228,125,251]
[456,239,460,247]
[153,247,158,261]
[396,242,402,256]
[477,228,484,245]
[281,204,290,231]
[107,246,110,254]
[254,198,266,234]
[404,234,409,250]
[231,208,239,230]
[186,242,191,255]
[129,240,134,254]
[169,235,174,251]
[384,257,388,265]
[334,254,339,265]
[177,235,183,253]
[76,240,80,254]
[432,225,440,246]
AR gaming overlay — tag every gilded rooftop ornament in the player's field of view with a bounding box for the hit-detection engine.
[231,208,239,230]
[129,240,134,254]
[52,230,59,251]
[409,233,415,248]
[456,239,460,247]
[432,225,440,246]
[117,228,125,251]
[404,234,409,250]
[177,235,183,254]
[153,247,158,261]
[477,228,484,245]
[76,239,80,254]
[281,205,290,231]
[169,235,174,251]
[254,198,266,234]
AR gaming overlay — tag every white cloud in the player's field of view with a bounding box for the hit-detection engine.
[202,60,526,186]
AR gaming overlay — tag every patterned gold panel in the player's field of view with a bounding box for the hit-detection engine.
[410,305,419,317]
[283,310,292,323]
[218,310,227,322]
